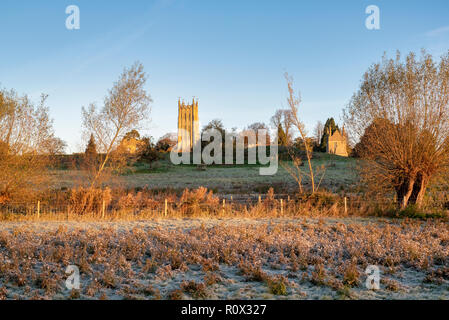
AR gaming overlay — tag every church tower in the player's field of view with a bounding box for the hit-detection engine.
[177,98,200,152]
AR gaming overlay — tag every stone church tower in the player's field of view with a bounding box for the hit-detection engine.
[326,127,348,157]
[177,98,200,151]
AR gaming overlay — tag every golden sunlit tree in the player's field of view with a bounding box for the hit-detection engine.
[0,89,64,203]
[344,51,449,208]
[282,73,325,194]
[82,62,152,188]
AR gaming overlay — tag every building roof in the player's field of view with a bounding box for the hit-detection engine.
[328,129,346,142]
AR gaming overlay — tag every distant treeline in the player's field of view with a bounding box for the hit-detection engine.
[48,146,316,169]
[49,153,101,169]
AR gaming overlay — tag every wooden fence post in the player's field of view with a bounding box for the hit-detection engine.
[258,195,261,204]
[344,197,348,215]
[67,205,70,221]
[164,199,168,217]
[37,201,40,219]
[102,200,105,219]
[280,199,284,215]
[222,199,226,215]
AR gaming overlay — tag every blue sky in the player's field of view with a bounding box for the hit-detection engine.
[1,0,449,152]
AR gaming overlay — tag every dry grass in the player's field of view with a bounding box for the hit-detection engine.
[2,185,446,223]
[0,217,448,299]
[6,188,443,223]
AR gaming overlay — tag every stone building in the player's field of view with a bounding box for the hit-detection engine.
[177,98,200,151]
[326,127,348,157]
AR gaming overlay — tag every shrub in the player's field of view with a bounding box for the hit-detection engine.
[69,187,111,215]
[397,205,446,219]
[342,262,360,287]
[337,286,353,299]
[100,268,117,288]
[69,289,81,299]
[117,192,159,211]
[143,258,158,273]
[267,276,288,296]
[201,259,219,272]
[303,192,340,208]
[204,273,222,286]
[423,271,444,285]
[0,287,7,300]
[181,280,208,299]
[263,187,278,208]
[178,187,219,215]
[167,289,184,300]
[382,278,400,291]
[310,263,327,285]
[239,264,267,282]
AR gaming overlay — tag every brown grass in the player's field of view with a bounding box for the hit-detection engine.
[2,187,447,222]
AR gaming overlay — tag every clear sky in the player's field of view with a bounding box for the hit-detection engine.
[1,0,449,153]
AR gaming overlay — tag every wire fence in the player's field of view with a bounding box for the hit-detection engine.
[2,191,449,221]
[2,193,436,220]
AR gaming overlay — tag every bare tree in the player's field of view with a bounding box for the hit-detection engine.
[344,51,449,208]
[82,62,152,188]
[202,119,225,136]
[247,122,270,145]
[313,121,324,146]
[270,109,294,145]
[46,137,67,155]
[156,132,177,152]
[282,73,320,194]
[0,89,63,202]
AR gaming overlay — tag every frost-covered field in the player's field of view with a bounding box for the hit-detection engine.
[0,217,448,300]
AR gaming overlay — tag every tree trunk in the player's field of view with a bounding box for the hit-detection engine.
[409,172,428,209]
[396,177,415,209]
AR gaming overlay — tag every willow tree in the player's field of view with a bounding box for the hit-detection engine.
[344,51,449,208]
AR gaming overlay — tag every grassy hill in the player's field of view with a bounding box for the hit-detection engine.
[49,152,358,194]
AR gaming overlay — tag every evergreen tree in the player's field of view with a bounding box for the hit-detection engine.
[319,118,339,152]
[85,134,97,157]
[277,124,288,146]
